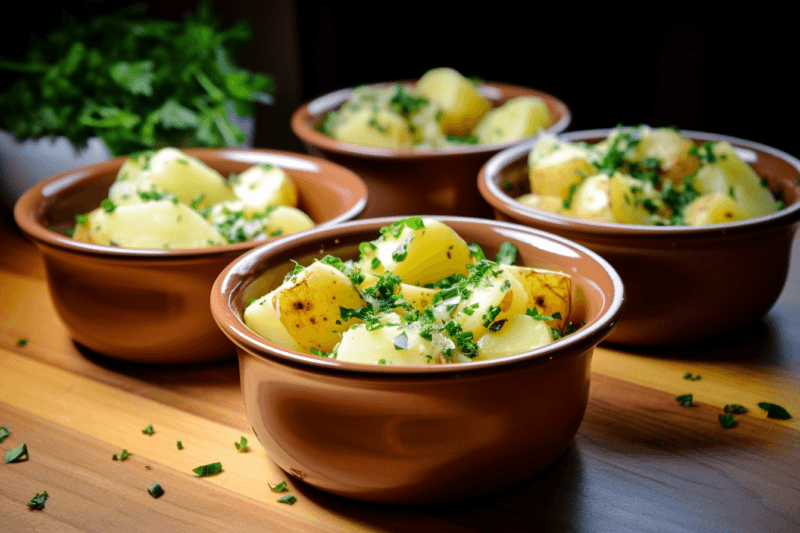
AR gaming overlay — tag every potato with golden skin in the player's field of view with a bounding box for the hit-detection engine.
[416,67,491,136]
[244,284,302,351]
[633,127,699,185]
[474,315,554,361]
[683,192,747,225]
[275,262,366,352]
[474,96,551,144]
[333,107,412,148]
[528,135,595,199]
[503,265,571,332]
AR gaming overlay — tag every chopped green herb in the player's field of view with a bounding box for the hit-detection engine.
[15,338,28,347]
[683,372,701,381]
[0,425,10,442]
[675,394,693,407]
[371,257,382,270]
[148,482,164,498]
[5,443,28,463]
[192,462,223,477]
[100,199,117,213]
[502,180,514,191]
[234,436,248,452]
[495,242,518,265]
[563,182,580,209]
[446,134,479,145]
[393,331,409,350]
[27,491,49,510]
[482,306,501,328]
[525,308,561,322]
[718,412,737,429]
[142,424,155,435]
[378,358,387,364]
[309,348,329,357]
[758,402,792,420]
[277,494,297,505]
[467,243,486,261]
[112,449,130,461]
[75,213,89,224]
[190,194,205,210]
[269,481,288,492]
[724,404,748,415]
[775,200,785,210]
[489,319,507,332]
[177,441,184,450]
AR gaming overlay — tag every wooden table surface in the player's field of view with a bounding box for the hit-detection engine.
[1,211,798,533]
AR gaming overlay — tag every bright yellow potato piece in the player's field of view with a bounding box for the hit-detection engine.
[610,173,657,225]
[474,315,554,361]
[453,267,528,342]
[360,273,439,313]
[333,107,412,148]
[263,206,315,237]
[82,201,225,249]
[416,67,491,136]
[503,265,571,332]
[474,96,551,144]
[633,127,699,184]
[336,324,440,365]
[275,262,366,352]
[528,135,596,199]
[140,147,236,209]
[232,164,298,214]
[516,194,566,215]
[107,179,144,206]
[115,151,152,183]
[694,142,776,219]
[569,174,615,223]
[358,218,473,286]
[244,285,301,351]
[684,192,747,225]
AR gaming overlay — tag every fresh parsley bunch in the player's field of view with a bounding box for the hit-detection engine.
[0,2,274,156]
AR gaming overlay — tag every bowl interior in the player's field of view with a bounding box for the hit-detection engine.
[215,217,625,373]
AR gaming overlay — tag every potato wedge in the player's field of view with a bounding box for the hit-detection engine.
[474,96,551,144]
[516,193,566,215]
[243,286,302,351]
[503,265,571,332]
[453,267,528,342]
[336,324,441,365]
[333,107,412,148]
[683,192,747,225]
[416,67,490,136]
[232,164,298,214]
[141,147,236,209]
[569,174,615,222]
[474,315,553,361]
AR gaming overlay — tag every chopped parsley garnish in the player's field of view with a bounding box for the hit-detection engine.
[15,338,28,347]
[27,491,49,510]
[309,348,329,357]
[0,425,10,443]
[269,481,288,492]
[148,483,165,498]
[380,217,425,239]
[142,424,155,436]
[683,372,701,381]
[724,404,748,415]
[190,194,205,210]
[467,243,486,261]
[489,319,506,332]
[192,462,223,477]
[525,308,561,322]
[371,257,382,270]
[234,436,248,452]
[495,242,518,265]
[283,261,305,282]
[688,142,717,165]
[378,358,387,364]
[112,449,130,461]
[75,213,89,224]
[675,394,693,407]
[718,413,736,429]
[563,182,580,209]
[446,134,479,145]
[100,199,117,213]
[392,331,409,350]
[277,494,297,505]
[389,85,428,117]
[177,441,184,450]
[4,443,28,463]
[391,236,413,262]
[758,402,792,420]
[482,306,501,327]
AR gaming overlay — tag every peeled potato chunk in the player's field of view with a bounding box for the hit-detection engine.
[474,96,551,144]
[232,164,298,214]
[275,262,366,352]
[569,174,615,223]
[416,67,491,136]
[528,135,596,199]
[336,324,440,365]
[503,265,571,332]
[474,315,554,361]
[516,194,566,216]
[610,173,658,225]
[683,192,747,225]
[263,206,315,237]
[633,127,699,184]
[333,107,412,148]
[244,285,302,351]
[82,201,225,249]
[453,267,528,342]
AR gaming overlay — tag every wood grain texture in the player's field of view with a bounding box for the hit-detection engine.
[1,215,799,532]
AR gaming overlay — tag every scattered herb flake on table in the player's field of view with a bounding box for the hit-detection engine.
[192,462,223,477]
[724,404,749,414]
[675,394,693,407]
[718,413,737,428]
[683,372,701,381]
[177,441,184,450]
[112,449,130,461]
[27,491,48,510]
[4,443,28,463]
[0,425,10,442]
[758,402,792,420]
[234,436,248,452]
[148,483,164,498]
[269,481,288,492]
[16,338,29,347]
[277,494,297,505]
[142,424,155,435]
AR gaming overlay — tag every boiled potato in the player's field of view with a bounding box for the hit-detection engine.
[633,127,699,184]
[609,173,661,225]
[453,267,528,342]
[139,147,236,209]
[275,262,366,352]
[503,265,571,332]
[232,164,298,215]
[528,135,596,199]
[108,179,144,206]
[263,206,315,237]
[416,67,490,136]
[474,96,551,144]
[569,174,615,223]
[335,324,441,365]
[358,218,473,286]
[244,285,302,351]
[79,200,225,249]
[333,107,412,148]
[683,192,747,225]
[360,273,439,312]
[474,315,553,361]
[516,194,566,215]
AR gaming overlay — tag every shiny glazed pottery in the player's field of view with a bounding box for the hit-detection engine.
[211,216,624,503]
[14,149,367,364]
[479,129,800,345]
[291,81,571,218]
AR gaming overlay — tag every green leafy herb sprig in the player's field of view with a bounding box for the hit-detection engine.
[28,491,49,510]
[0,2,274,156]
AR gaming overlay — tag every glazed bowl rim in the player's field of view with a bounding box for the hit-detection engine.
[212,215,625,377]
[479,127,800,238]
[14,147,368,260]
[291,79,572,160]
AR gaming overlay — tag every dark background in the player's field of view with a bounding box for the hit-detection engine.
[2,1,796,156]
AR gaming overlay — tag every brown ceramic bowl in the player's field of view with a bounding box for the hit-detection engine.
[479,128,800,346]
[291,81,571,218]
[211,216,624,503]
[14,149,368,364]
